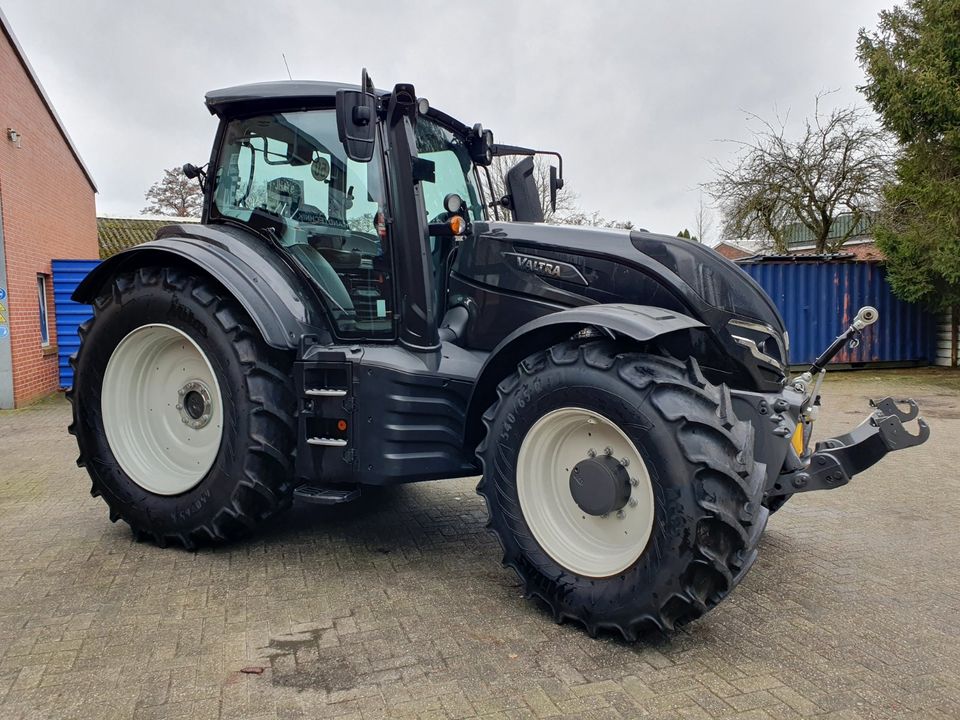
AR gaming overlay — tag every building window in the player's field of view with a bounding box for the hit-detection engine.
[37,274,50,347]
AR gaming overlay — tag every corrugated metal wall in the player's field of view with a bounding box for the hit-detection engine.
[49,257,937,385]
[52,259,100,388]
[739,260,934,367]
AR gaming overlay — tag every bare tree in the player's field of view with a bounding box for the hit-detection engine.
[694,193,712,244]
[704,97,892,253]
[484,155,633,229]
[142,167,203,217]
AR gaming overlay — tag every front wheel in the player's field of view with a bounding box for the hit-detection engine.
[69,267,296,548]
[477,341,768,639]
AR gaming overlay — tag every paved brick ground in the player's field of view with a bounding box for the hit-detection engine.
[1,370,959,720]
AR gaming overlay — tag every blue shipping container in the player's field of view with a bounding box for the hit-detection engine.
[52,259,100,388]
[738,260,934,367]
[51,258,933,388]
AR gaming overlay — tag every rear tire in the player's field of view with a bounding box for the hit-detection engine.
[477,341,768,639]
[68,267,296,548]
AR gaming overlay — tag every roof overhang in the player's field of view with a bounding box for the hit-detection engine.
[204,80,390,118]
[0,7,96,192]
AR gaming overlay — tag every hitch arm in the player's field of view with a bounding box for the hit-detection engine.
[768,397,930,498]
[806,306,879,374]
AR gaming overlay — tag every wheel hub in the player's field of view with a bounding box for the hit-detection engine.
[178,381,213,429]
[569,455,632,516]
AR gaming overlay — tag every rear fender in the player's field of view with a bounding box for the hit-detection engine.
[73,224,331,349]
[462,304,705,451]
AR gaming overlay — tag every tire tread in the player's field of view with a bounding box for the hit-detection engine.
[477,340,768,639]
[67,267,295,548]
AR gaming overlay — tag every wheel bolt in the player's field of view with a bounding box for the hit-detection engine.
[604,447,613,456]
[176,404,182,410]
[616,510,625,520]
[630,477,639,487]
[181,417,188,424]
[620,457,630,467]
[587,448,596,458]
[629,498,638,508]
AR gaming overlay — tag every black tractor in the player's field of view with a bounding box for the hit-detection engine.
[68,72,929,639]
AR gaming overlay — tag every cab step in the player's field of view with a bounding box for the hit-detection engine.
[293,484,361,505]
[304,388,347,397]
[306,437,348,447]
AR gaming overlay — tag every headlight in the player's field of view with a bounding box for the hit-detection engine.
[727,318,787,372]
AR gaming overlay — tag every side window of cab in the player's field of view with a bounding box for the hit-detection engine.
[212,111,395,338]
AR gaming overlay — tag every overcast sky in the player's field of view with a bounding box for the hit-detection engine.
[3,0,892,243]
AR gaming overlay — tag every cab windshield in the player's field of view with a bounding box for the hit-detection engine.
[212,110,395,338]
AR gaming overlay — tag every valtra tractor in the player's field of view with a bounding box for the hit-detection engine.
[69,71,929,639]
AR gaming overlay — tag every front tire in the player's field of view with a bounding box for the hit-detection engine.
[477,341,768,639]
[68,267,296,548]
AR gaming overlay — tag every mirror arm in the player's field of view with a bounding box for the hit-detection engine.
[481,165,500,221]
[490,144,564,183]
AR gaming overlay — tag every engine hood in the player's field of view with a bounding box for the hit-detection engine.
[474,221,784,334]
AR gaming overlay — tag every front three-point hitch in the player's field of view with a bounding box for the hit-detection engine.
[766,306,931,499]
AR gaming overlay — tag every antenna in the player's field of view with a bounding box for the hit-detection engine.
[282,53,293,80]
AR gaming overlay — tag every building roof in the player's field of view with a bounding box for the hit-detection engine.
[710,241,752,261]
[0,7,96,192]
[788,239,886,261]
[737,252,857,264]
[784,212,874,247]
[97,215,199,259]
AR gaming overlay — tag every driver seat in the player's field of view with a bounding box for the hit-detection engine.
[286,243,355,317]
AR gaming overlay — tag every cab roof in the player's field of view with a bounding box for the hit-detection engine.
[205,80,389,117]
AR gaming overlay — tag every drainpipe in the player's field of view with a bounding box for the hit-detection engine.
[0,186,14,409]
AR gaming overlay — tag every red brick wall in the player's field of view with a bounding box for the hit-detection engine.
[0,28,97,407]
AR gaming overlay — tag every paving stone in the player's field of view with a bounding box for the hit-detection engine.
[1,371,958,719]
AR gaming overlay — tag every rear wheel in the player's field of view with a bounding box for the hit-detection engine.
[477,340,768,639]
[68,267,296,548]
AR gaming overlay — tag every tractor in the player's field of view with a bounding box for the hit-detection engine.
[68,72,929,639]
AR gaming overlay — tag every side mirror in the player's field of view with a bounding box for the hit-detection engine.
[336,70,378,163]
[182,162,206,191]
[336,90,377,162]
[505,157,544,223]
[549,165,564,213]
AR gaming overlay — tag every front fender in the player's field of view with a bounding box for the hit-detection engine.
[462,304,704,451]
[73,223,330,349]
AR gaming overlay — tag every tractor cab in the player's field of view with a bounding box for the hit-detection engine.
[204,78,473,346]
[201,73,559,353]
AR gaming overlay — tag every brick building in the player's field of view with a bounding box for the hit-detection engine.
[710,241,752,261]
[0,8,97,408]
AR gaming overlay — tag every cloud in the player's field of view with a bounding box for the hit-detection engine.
[3,0,891,240]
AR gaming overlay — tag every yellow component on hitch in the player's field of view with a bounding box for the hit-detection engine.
[791,422,807,456]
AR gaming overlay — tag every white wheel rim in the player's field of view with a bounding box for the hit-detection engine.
[516,407,655,578]
[101,323,224,495]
